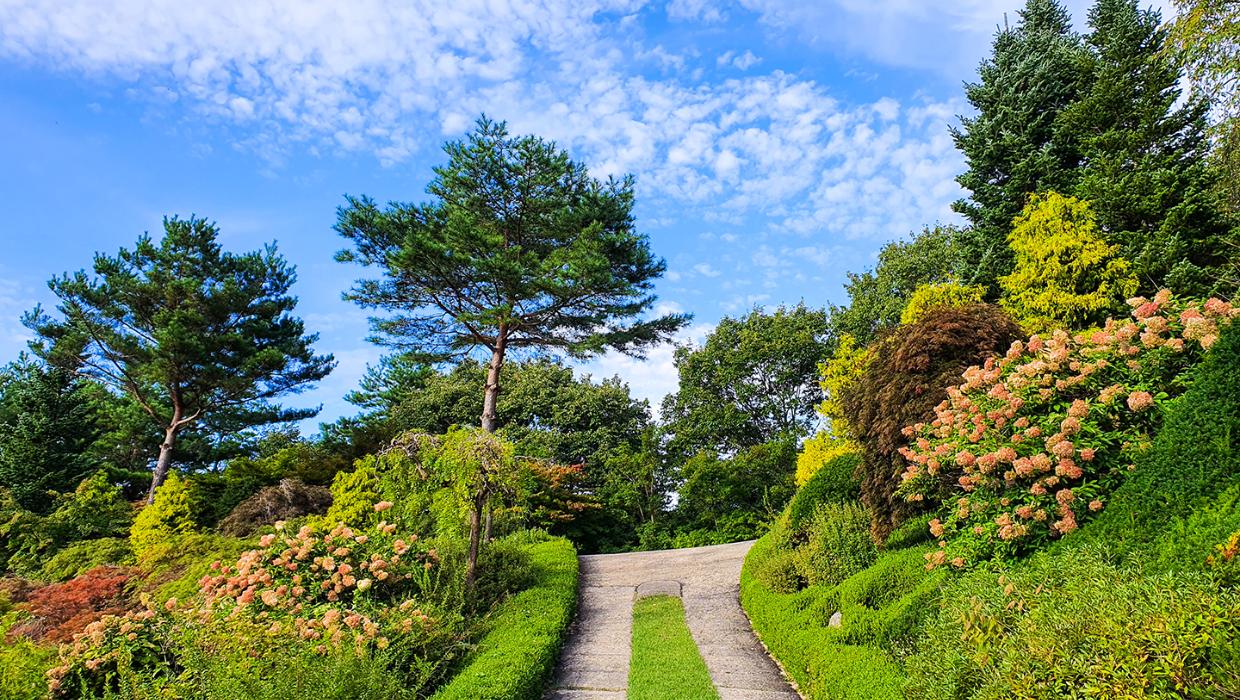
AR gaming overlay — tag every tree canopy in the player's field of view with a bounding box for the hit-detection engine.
[24,217,334,501]
[336,117,688,433]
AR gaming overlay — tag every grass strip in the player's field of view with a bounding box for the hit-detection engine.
[628,594,720,700]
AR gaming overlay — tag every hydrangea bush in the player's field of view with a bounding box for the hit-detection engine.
[47,504,457,698]
[896,292,1237,567]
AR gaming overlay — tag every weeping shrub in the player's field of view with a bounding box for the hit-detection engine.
[841,304,1023,541]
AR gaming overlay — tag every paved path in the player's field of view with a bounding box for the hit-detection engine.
[545,541,800,700]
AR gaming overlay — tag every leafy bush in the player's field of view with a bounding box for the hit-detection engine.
[471,539,533,612]
[0,613,56,700]
[10,565,135,643]
[905,548,1240,699]
[998,192,1138,334]
[431,538,578,700]
[1,473,133,576]
[218,478,332,537]
[130,471,195,559]
[324,459,384,528]
[795,431,855,487]
[900,293,1236,567]
[900,281,987,325]
[842,304,1024,541]
[675,439,797,537]
[787,452,861,531]
[1071,320,1240,564]
[795,501,877,588]
[814,332,870,445]
[753,548,802,594]
[40,537,134,582]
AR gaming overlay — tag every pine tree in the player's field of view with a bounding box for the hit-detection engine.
[952,0,1092,291]
[1066,0,1236,297]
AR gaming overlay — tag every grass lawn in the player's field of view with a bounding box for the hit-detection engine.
[628,594,719,700]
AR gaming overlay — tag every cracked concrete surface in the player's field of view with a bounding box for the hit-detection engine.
[544,541,800,700]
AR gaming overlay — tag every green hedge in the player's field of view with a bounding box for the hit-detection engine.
[431,537,579,700]
[786,453,861,531]
[740,535,943,699]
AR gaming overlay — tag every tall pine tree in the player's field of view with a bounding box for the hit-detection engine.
[952,0,1092,292]
[1065,0,1236,297]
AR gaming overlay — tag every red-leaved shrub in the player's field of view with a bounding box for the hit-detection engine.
[11,566,135,642]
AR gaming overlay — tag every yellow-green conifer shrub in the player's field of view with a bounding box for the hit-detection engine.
[795,431,854,487]
[130,471,195,558]
[816,333,870,440]
[999,192,1138,334]
[900,281,987,325]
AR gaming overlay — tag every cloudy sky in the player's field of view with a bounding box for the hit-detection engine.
[0,0,1174,427]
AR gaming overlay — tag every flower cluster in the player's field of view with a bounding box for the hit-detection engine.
[898,292,1236,568]
[49,505,448,698]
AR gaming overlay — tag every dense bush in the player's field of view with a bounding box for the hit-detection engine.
[674,439,797,539]
[905,548,1240,699]
[130,471,195,559]
[218,478,332,537]
[794,431,855,488]
[842,304,1024,540]
[0,472,133,575]
[794,501,877,588]
[40,537,134,582]
[900,281,986,325]
[431,537,578,700]
[900,293,1236,567]
[787,452,861,531]
[1071,319,1240,564]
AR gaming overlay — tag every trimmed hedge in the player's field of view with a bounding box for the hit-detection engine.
[432,537,579,700]
[786,453,861,531]
[1069,323,1240,564]
[740,535,944,699]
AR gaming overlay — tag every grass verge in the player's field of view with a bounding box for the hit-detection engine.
[629,594,719,700]
[431,536,579,700]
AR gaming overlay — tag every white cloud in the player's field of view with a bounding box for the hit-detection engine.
[693,262,721,277]
[0,0,966,245]
[580,318,714,415]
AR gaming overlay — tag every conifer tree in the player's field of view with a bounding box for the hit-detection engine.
[952,0,1091,291]
[1066,0,1236,297]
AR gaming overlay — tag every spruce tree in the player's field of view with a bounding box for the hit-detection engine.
[951,0,1091,291]
[1066,0,1236,297]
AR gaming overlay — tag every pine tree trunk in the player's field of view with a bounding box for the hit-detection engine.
[147,422,178,504]
[481,331,507,433]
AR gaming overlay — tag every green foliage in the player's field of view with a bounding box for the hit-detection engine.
[999,192,1138,333]
[130,471,195,558]
[0,472,133,576]
[675,440,797,539]
[740,535,943,699]
[842,304,1023,541]
[1151,486,1240,578]
[787,452,861,532]
[0,357,103,513]
[952,0,1091,291]
[0,613,56,700]
[753,548,803,594]
[335,116,686,438]
[325,459,384,528]
[795,502,877,588]
[431,538,578,700]
[662,304,830,457]
[902,293,1233,567]
[1070,319,1240,561]
[24,216,335,501]
[1069,0,1236,298]
[831,226,965,345]
[905,547,1240,699]
[628,595,719,700]
[900,281,987,325]
[40,537,134,582]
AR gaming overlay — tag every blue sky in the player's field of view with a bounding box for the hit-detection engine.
[0,0,1172,429]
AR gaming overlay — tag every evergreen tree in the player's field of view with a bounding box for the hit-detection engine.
[0,358,102,513]
[952,0,1092,291]
[336,117,687,435]
[1067,0,1236,297]
[25,217,335,502]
